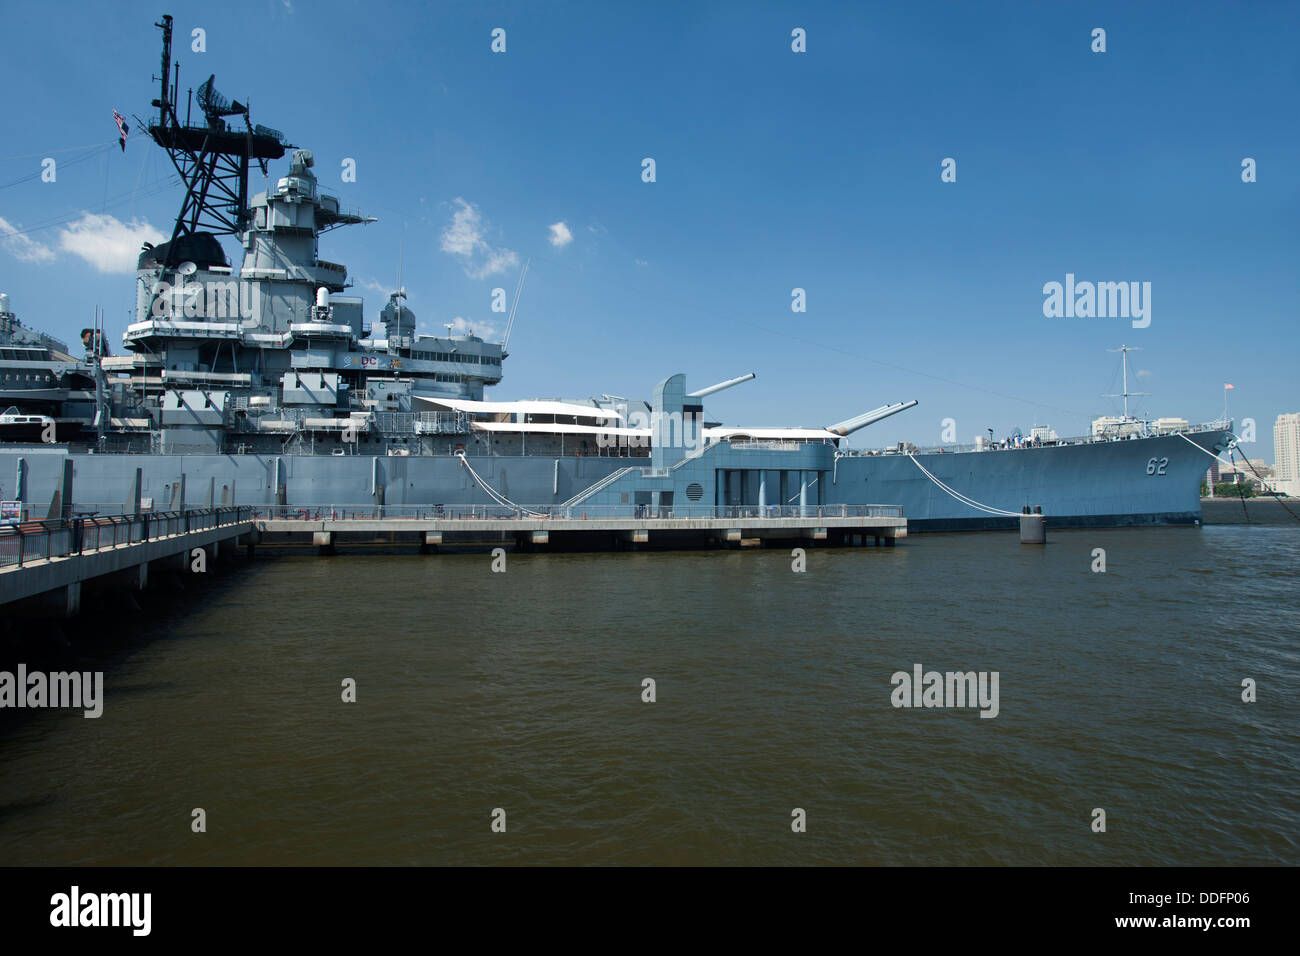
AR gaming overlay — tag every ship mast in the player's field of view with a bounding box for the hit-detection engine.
[1104,344,1148,420]
[147,14,289,265]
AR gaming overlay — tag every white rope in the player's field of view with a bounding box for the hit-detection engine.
[455,453,546,516]
[1177,432,1284,494]
[1176,431,1237,470]
[456,454,515,509]
[906,454,1026,517]
[908,454,1012,515]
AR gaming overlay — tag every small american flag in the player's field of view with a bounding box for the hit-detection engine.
[1224,383,1235,390]
[112,110,128,151]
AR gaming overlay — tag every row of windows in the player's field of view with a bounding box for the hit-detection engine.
[409,350,500,366]
[3,372,55,383]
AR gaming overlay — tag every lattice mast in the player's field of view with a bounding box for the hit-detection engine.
[147,14,289,265]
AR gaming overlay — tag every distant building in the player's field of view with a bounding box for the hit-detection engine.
[1029,425,1059,442]
[1153,417,1189,434]
[1213,459,1272,492]
[1092,416,1143,438]
[1204,457,1220,496]
[1274,413,1300,497]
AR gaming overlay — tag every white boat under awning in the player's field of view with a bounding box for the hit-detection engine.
[706,426,841,441]
[412,395,622,420]
[471,420,648,437]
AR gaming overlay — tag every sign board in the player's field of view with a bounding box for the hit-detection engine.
[0,501,21,524]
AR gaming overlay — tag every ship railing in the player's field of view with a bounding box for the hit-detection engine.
[838,418,1237,457]
[727,440,801,451]
[245,503,903,521]
[412,411,467,435]
[0,506,253,570]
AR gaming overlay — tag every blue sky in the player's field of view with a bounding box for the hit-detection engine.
[1,0,1296,454]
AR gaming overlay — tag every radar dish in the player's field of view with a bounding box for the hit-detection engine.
[196,74,246,127]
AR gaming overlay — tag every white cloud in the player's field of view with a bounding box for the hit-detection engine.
[1136,369,1152,379]
[445,315,502,341]
[0,215,56,265]
[57,212,164,274]
[547,221,573,248]
[634,258,648,267]
[357,277,393,297]
[439,198,518,279]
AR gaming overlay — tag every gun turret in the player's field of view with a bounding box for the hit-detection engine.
[826,400,918,437]
[687,373,756,399]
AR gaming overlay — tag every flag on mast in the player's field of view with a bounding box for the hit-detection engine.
[112,110,129,151]
[1224,383,1235,390]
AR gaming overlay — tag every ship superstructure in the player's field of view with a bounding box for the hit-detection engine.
[0,293,98,443]
[88,15,508,457]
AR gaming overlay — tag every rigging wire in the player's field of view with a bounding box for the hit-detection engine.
[0,140,118,161]
[481,247,1098,428]
[0,175,182,239]
[0,142,118,190]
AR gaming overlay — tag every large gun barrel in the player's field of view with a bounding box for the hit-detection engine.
[826,400,918,437]
[687,373,756,399]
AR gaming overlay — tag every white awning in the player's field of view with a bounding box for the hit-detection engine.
[413,395,622,420]
[471,421,648,437]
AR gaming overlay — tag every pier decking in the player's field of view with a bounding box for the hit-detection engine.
[252,503,907,551]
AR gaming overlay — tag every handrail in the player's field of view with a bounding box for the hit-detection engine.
[0,506,253,570]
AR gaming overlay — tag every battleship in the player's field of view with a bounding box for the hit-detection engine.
[0,14,1234,532]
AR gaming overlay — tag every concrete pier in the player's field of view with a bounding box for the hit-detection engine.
[253,509,906,553]
[0,508,254,618]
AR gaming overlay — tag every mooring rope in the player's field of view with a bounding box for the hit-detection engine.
[455,453,546,517]
[1178,432,1300,523]
[906,454,1025,517]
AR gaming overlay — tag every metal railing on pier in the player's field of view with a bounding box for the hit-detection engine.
[250,503,903,522]
[0,507,253,570]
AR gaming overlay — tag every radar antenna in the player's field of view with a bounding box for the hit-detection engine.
[146,14,290,266]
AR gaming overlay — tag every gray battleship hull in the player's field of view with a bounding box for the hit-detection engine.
[827,430,1225,531]
[0,428,1228,532]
